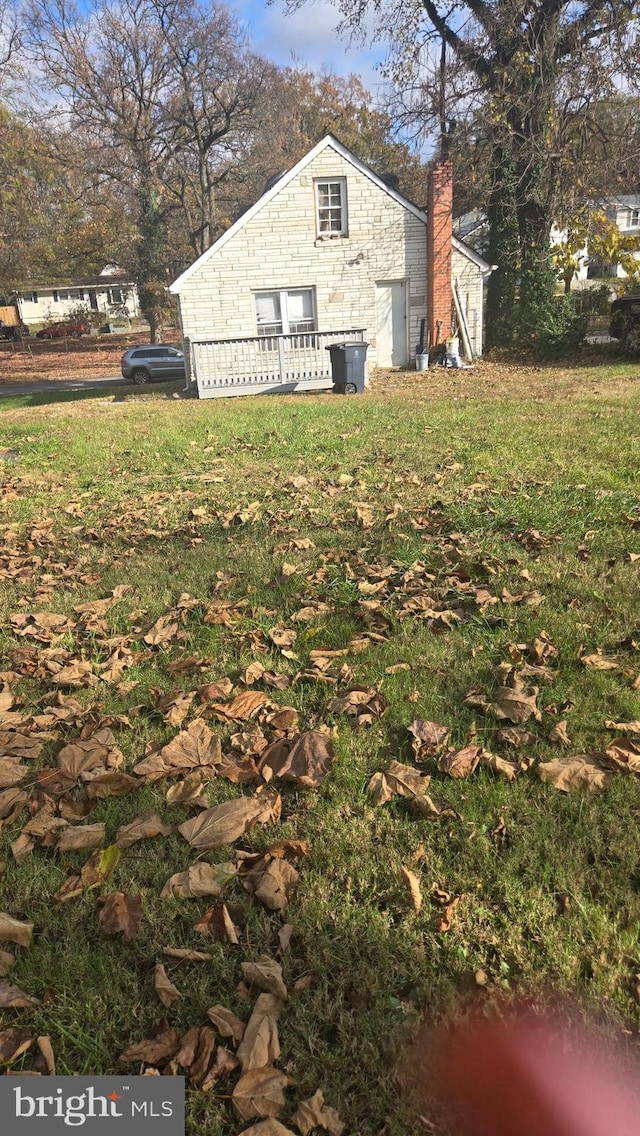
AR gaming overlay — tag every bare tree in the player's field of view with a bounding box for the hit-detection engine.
[27,0,266,337]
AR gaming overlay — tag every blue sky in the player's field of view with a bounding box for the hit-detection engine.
[230,0,385,92]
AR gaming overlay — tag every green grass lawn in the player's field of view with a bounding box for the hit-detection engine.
[1,362,640,1135]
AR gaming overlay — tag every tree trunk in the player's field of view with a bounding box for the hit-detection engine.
[484,143,519,348]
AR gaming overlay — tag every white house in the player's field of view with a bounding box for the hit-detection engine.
[169,135,491,399]
[16,265,140,328]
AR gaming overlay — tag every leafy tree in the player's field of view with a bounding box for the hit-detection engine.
[0,106,123,294]
[296,0,640,347]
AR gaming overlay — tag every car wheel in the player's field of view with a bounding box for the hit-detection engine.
[132,367,151,385]
[70,330,81,338]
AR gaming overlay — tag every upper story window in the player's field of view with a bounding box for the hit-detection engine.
[627,208,640,229]
[315,178,347,237]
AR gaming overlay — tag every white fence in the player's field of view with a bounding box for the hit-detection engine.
[189,329,366,398]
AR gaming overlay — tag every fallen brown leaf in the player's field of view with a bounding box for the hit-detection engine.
[580,651,619,670]
[36,1035,56,1075]
[0,913,33,948]
[206,1004,246,1043]
[115,813,173,848]
[258,732,334,788]
[438,745,482,779]
[400,866,422,912]
[56,823,106,852]
[97,892,143,941]
[179,791,281,850]
[291,1089,345,1136]
[604,738,640,773]
[0,1027,34,1064]
[537,755,611,792]
[162,947,213,962]
[241,957,288,1001]
[237,1122,297,1136]
[0,982,40,1008]
[160,862,236,899]
[194,903,241,943]
[120,1020,180,1064]
[153,963,182,1007]
[236,993,283,1072]
[232,1066,289,1120]
[252,859,300,913]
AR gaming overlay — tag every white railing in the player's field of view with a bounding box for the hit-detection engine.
[189,329,366,397]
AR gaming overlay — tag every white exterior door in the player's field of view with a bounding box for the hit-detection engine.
[376,281,407,367]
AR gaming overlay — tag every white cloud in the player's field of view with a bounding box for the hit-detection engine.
[233,0,385,92]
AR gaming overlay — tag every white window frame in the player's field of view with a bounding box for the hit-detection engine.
[628,208,640,229]
[314,178,348,238]
[254,288,316,337]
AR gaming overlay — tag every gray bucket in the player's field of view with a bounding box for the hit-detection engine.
[415,353,429,371]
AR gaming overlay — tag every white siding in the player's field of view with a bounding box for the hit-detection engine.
[177,147,428,371]
[175,140,486,374]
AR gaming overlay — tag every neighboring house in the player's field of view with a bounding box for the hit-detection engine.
[15,265,140,328]
[456,194,640,288]
[170,135,491,399]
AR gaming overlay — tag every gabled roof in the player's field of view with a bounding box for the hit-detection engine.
[170,134,490,293]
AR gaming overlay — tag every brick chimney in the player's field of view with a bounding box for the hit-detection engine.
[426,160,453,349]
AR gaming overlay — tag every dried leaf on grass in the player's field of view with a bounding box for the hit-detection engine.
[120,1020,179,1064]
[0,982,40,1008]
[438,745,482,779]
[85,771,138,799]
[116,813,173,848]
[160,862,236,899]
[0,1027,34,1064]
[252,860,300,913]
[134,719,222,779]
[537,755,612,793]
[153,964,182,1007]
[368,761,441,816]
[162,947,213,962]
[258,732,333,788]
[241,957,287,1001]
[407,719,450,758]
[35,1035,56,1075]
[480,751,519,781]
[0,913,33,948]
[206,1004,246,1043]
[291,1090,345,1136]
[56,823,106,852]
[0,950,16,975]
[237,1122,297,1136]
[233,1067,289,1120]
[236,993,283,1072]
[604,738,640,773]
[179,791,281,850]
[97,892,143,941]
[194,904,241,943]
[400,866,422,912]
[580,651,619,670]
[548,720,572,746]
[492,674,542,724]
[605,719,640,734]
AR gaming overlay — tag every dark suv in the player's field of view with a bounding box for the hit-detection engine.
[121,345,186,384]
[609,295,640,353]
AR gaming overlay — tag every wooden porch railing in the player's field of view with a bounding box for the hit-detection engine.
[188,329,366,397]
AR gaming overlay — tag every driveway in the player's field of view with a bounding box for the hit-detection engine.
[0,375,187,399]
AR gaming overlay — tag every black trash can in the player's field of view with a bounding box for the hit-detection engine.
[327,341,368,394]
